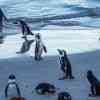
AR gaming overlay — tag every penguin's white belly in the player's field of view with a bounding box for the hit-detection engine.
[38,43,43,55]
[7,85,18,98]
[38,46,43,56]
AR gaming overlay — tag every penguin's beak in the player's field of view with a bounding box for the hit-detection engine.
[57,49,61,54]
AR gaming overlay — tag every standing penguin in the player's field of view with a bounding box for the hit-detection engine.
[34,33,47,61]
[87,70,100,96]
[15,20,34,38]
[10,96,26,100]
[5,74,21,99]
[57,49,74,80]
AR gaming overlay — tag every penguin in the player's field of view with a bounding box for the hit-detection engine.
[15,20,34,38]
[58,92,72,100]
[87,70,100,96]
[35,82,56,95]
[10,96,26,100]
[57,49,74,80]
[0,8,8,42]
[63,50,74,79]
[5,74,21,99]
[16,37,34,54]
[34,33,47,61]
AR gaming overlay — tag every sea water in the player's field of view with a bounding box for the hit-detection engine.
[0,0,100,29]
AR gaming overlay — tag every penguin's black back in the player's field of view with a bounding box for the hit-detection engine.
[58,92,71,100]
[87,70,100,86]
[35,82,56,94]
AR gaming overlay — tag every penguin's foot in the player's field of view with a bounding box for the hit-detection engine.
[69,76,75,79]
[58,76,68,80]
[34,57,43,61]
[89,93,96,97]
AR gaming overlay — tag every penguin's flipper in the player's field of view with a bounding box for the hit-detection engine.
[5,84,9,98]
[43,45,47,53]
[15,83,21,96]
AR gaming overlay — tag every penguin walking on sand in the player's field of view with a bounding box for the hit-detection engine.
[34,33,47,61]
[16,37,34,54]
[5,74,21,99]
[87,70,100,96]
[57,49,74,80]
[15,20,34,38]
[10,96,26,100]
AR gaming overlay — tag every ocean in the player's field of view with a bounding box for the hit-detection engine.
[0,0,100,30]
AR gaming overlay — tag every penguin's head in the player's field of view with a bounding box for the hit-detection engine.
[87,70,93,76]
[57,49,64,57]
[35,33,41,40]
[9,74,16,80]
[18,20,25,24]
[13,20,24,25]
[8,74,16,83]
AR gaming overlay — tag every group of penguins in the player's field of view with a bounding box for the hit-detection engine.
[4,68,100,100]
[15,28,47,61]
[3,25,100,100]
[0,9,100,100]
[1,19,48,61]
[0,8,47,61]
[5,74,73,100]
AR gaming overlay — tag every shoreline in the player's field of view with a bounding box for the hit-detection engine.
[0,28,100,59]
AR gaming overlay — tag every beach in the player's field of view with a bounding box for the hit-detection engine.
[0,27,100,100]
